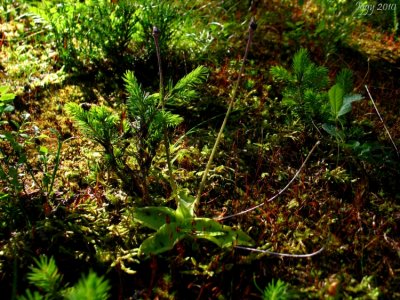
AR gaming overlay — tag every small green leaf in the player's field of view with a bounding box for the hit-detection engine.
[37,134,49,140]
[3,104,14,113]
[170,65,208,97]
[39,146,48,154]
[322,123,344,141]
[42,174,51,187]
[337,94,363,117]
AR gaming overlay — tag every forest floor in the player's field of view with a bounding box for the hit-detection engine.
[1,1,400,299]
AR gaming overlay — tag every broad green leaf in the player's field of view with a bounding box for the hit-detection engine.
[328,84,344,120]
[189,218,254,248]
[337,94,363,117]
[133,207,176,230]
[139,223,186,256]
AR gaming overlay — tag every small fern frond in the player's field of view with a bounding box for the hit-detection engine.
[172,66,208,91]
[17,290,42,300]
[168,66,208,104]
[65,103,119,146]
[292,48,312,80]
[124,71,143,106]
[123,71,160,126]
[161,111,184,128]
[149,111,183,142]
[303,65,329,90]
[27,256,62,296]
[262,279,294,300]
[270,65,292,83]
[65,271,110,300]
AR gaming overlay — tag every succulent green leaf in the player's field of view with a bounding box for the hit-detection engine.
[189,218,254,248]
[133,207,176,230]
[139,222,186,256]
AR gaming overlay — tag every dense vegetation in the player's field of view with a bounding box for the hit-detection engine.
[1,0,399,299]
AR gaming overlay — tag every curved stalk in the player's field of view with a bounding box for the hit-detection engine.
[195,18,257,209]
[216,140,320,220]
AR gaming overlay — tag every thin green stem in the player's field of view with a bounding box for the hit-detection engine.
[195,18,257,209]
[152,27,178,200]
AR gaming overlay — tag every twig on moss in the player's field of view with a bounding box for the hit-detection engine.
[365,85,399,157]
[234,245,324,258]
[216,140,320,221]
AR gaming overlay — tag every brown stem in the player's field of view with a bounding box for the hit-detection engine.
[152,26,178,201]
